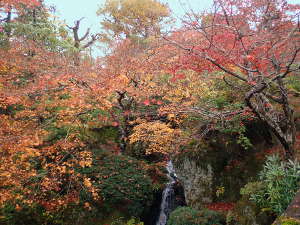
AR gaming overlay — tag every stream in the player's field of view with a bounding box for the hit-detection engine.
[155,161,177,225]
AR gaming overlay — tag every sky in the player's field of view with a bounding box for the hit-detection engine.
[44,0,299,56]
[44,0,300,34]
[44,0,213,36]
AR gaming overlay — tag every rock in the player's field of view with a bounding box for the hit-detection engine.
[272,189,300,225]
[173,158,213,209]
[229,197,275,225]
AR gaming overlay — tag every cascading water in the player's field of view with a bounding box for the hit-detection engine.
[155,160,177,225]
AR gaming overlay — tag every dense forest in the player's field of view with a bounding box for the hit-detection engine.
[0,0,300,224]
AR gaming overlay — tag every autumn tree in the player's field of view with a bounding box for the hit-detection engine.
[0,0,40,38]
[0,0,40,21]
[97,0,171,43]
[95,0,172,153]
[0,0,109,211]
[166,0,300,159]
[0,0,74,53]
[0,0,175,219]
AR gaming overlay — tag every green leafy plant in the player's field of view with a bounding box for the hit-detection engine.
[241,155,300,215]
[126,218,144,225]
[237,131,252,150]
[167,207,223,225]
[80,155,154,217]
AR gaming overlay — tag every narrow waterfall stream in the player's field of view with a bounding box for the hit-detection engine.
[155,161,177,225]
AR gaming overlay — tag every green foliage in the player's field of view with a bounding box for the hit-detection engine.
[221,122,252,150]
[126,218,144,225]
[281,218,300,225]
[213,96,231,109]
[225,210,235,225]
[0,28,9,48]
[0,203,43,225]
[0,3,74,53]
[201,75,244,111]
[106,217,144,225]
[12,72,35,87]
[280,217,300,225]
[58,93,71,100]
[228,197,275,225]
[240,181,265,197]
[241,155,300,215]
[12,3,73,52]
[81,126,120,146]
[0,104,25,116]
[236,126,253,150]
[286,75,300,93]
[45,125,70,143]
[78,109,110,123]
[9,21,71,52]
[167,207,223,225]
[80,154,154,217]
[0,201,107,225]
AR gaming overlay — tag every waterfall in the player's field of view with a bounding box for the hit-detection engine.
[155,160,177,225]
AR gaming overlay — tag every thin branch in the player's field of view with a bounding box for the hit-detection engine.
[164,36,248,82]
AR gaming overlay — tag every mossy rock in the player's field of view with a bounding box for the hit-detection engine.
[173,127,268,205]
[229,197,275,225]
[273,217,300,225]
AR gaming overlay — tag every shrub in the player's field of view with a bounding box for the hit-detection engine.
[241,155,300,215]
[0,203,44,225]
[0,201,105,225]
[167,206,223,225]
[80,155,154,217]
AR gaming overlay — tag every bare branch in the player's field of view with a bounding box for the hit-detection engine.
[79,28,90,42]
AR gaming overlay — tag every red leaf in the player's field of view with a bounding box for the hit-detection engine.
[112,122,119,127]
[175,73,186,80]
[156,100,163,105]
[143,99,150,106]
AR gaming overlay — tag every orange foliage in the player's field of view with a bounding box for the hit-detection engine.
[0,39,106,208]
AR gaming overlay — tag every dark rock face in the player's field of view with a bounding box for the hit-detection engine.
[285,190,300,219]
[172,121,278,221]
[272,190,300,225]
[173,181,186,209]
[142,166,186,225]
[142,190,163,225]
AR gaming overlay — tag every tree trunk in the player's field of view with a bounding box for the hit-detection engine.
[116,91,133,154]
[245,83,296,160]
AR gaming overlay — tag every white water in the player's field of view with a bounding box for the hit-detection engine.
[155,161,177,225]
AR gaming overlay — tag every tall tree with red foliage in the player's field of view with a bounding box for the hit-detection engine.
[167,0,300,159]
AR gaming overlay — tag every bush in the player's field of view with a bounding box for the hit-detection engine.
[167,207,223,225]
[80,154,154,217]
[241,155,300,215]
[0,203,44,225]
[0,201,105,225]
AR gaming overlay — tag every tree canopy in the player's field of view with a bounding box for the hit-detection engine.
[0,0,300,224]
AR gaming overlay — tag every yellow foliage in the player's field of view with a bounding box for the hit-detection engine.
[164,78,215,104]
[78,151,92,168]
[83,178,92,188]
[129,121,183,155]
[97,0,170,40]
